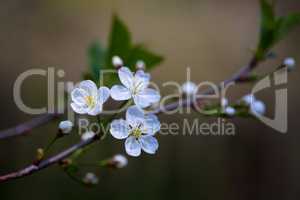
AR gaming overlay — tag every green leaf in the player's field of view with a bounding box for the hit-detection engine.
[105,15,131,68]
[257,0,276,58]
[88,41,105,82]
[256,1,300,60]
[127,45,164,70]
[274,13,300,43]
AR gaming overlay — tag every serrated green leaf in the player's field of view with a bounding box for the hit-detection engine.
[105,15,131,68]
[274,13,300,43]
[88,41,105,82]
[127,45,164,70]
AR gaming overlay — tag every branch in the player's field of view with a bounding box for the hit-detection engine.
[0,136,97,182]
[0,113,61,140]
[0,57,260,183]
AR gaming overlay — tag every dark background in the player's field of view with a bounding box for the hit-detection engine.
[0,0,300,199]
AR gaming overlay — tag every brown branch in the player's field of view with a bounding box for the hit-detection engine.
[0,57,260,183]
[0,113,61,140]
[0,136,97,182]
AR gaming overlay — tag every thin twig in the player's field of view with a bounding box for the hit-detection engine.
[0,113,60,140]
[0,136,97,182]
[0,57,259,183]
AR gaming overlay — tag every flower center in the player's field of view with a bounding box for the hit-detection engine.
[85,96,95,107]
[131,128,142,138]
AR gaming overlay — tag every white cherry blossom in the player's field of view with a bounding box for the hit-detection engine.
[71,80,110,116]
[110,106,160,157]
[110,67,160,108]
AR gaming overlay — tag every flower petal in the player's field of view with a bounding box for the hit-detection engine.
[118,67,134,89]
[142,114,160,135]
[125,136,141,157]
[110,119,130,139]
[126,106,145,128]
[134,88,160,108]
[71,88,89,105]
[98,87,110,104]
[71,103,87,114]
[111,85,131,101]
[139,135,158,154]
[79,80,98,97]
[87,101,103,116]
[134,70,150,91]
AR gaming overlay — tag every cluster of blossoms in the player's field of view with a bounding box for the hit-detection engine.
[180,81,266,117]
[68,56,161,157]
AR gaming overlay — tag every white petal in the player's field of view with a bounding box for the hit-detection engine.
[111,85,131,101]
[118,67,134,89]
[125,136,141,157]
[71,103,87,114]
[87,101,102,116]
[79,80,98,97]
[71,88,88,105]
[134,70,150,91]
[126,106,145,128]
[98,87,110,104]
[139,135,158,154]
[134,88,160,108]
[110,119,130,139]
[142,114,160,135]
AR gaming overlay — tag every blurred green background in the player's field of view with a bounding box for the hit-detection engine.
[1,0,300,199]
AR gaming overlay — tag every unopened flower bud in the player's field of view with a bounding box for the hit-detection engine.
[110,154,128,168]
[283,57,295,71]
[242,94,255,105]
[36,148,44,161]
[58,120,73,134]
[181,81,197,96]
[136,60,145,70]
[250,100,266,116]
[112,56,123,67]
[224,106,235,116]
[83,172,98,185]
[81,131,95,141]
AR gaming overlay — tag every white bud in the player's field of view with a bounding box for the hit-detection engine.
[221,98,228,107]
[136,60,145,70]
[250,100,266,116]
[112,154,128,168]
[83,172,98,185]
[81,131,95,141]
[283,57,295,70]
[58,120,73,134]
[224,106,235,116]
[242,94,256,105]
[181,81,197,96]
[112,56,123,67]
